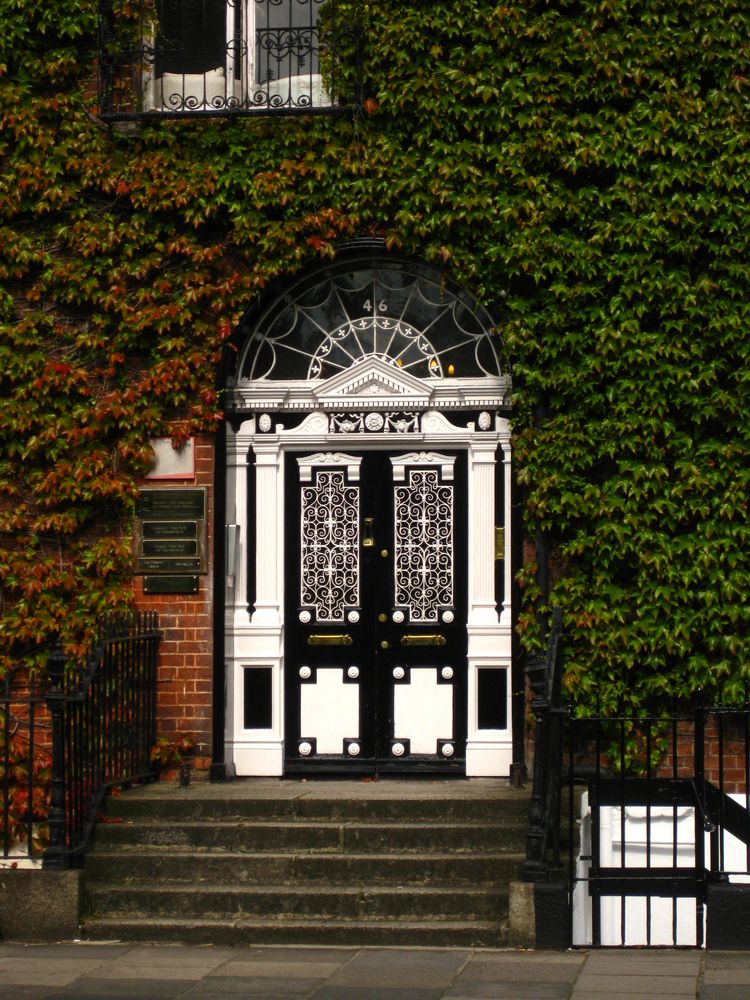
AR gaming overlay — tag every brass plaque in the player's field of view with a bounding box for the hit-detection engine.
[134,488,207,575]
[142,539,198,558]
[137,557,202,573]
[136,488,206,520]
[144,576,199,595]
[143,521,196,540]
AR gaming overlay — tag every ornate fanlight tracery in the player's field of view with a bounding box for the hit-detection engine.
[237,258,506,386]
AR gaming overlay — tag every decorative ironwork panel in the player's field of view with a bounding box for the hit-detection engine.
[300,469,359,622]
[98,0,357,119]
[394,468,453,623]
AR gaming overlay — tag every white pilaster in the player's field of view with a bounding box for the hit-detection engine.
[225,421,252,629]
[500,426,513,629]
[252,444,284,627]
[468,441,500,627]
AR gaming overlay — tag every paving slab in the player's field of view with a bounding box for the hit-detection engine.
[703,954,750,984]
[456,957,583,982]
[445,983,571,999]
[582,950,702,970]
[5,941,750,998]
[323,947,471,988]
[572,973,697,995]
[0,957,111,987]
[230,946,357,964]
[48,982,187,998]
[705,952,750,969]
[184,994,308,1000]
[46,995,184,1000]
[208,959,341,980]
[0,989,53,1000]
[309,989,445,1000]
[186,974,329,995]
[704,970,750,984]
[572,994,695,1000]
[0,943,131,959]
[79,946,234,980]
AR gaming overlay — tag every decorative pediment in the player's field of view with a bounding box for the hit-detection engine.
[313,356,433,407]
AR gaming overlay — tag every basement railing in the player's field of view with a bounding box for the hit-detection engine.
[521,614,750,948]
[97,0,361,120]
[570,698,750,948]
[1,613,161,869]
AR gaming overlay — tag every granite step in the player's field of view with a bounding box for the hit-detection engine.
[82,914,509,948]
[93,819,524,853]
[84,848,525,886]
[86,882,508,921]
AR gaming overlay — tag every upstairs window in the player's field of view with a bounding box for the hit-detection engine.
[98,0,357,118]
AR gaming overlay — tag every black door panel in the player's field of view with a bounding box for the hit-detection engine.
[284,449,466,775]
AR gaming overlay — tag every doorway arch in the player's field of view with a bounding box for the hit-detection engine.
[222,246,515,776]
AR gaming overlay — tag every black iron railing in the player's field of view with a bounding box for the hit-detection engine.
[522,606,565,882]
[1,613,160,868]
[1,669,49,862]
[98,0,361,119]
[569,699,750,947]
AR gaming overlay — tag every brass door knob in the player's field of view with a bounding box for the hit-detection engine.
[380,549,389,558]
[378,613,387,623]
[380,640,390,650]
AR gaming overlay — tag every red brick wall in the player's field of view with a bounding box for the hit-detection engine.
[134,435,216,770]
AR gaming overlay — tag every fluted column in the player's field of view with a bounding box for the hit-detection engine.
[252,443,283,626]
[225,424,250,625]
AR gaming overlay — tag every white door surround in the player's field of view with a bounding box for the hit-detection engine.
[224,359,513,776]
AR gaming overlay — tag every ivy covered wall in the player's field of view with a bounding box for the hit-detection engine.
[1,0,748,711]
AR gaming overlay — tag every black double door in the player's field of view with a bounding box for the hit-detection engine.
[284,449,467,775]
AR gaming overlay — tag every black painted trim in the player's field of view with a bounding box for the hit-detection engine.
[510,438,526,782]
[210,421,228,781]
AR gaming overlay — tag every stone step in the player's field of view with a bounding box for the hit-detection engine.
[107,790,530,825]
[84,849,524,886]
[83,780,529,947]
[93,819,524,853]
[82,914,508,948]
[86,883,506,920]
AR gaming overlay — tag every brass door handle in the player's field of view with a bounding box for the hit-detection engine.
[308,634,353,646]
[400,634,446,647]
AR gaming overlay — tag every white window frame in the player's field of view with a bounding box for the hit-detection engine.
[145,0,327,113]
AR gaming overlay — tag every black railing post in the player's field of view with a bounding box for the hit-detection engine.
[522,651,550,882]
[522,607,564,883]
[42,641,70,870]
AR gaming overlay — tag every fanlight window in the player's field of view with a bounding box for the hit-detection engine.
[98,0,350,118]
[238,259,505,382]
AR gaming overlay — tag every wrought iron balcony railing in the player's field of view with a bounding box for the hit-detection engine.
[97,0,359,120]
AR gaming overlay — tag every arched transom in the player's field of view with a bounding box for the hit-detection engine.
[238,258,505,383]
